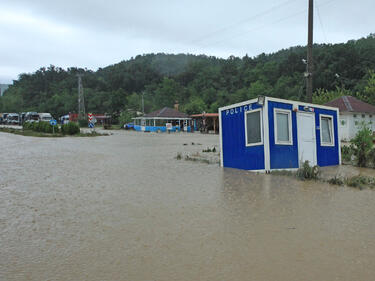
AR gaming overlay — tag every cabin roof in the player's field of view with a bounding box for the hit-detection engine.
[143,107,190,118]
[325,96,375,114]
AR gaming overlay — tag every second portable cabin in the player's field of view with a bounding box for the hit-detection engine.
[219,97,341,172]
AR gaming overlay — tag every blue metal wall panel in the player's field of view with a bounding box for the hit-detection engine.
[313,108,340,167]
[268,101,299,169]
[221,103,265,170]
[297,105,340,167]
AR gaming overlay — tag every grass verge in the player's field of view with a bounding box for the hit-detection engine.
[0,127,107,137]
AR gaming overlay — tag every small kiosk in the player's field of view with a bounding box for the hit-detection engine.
[133,107,192,132]
[219,97,341,171]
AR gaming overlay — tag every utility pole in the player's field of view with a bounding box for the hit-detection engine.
[141,92,145,114]
[77,74,85,120]
[306,0,314,103]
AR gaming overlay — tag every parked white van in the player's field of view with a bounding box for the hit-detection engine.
[39,113,53,122]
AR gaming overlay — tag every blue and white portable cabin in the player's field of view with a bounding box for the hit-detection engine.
[133,107,192,132]
[219,97,341,172]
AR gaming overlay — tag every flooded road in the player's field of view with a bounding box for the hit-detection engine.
[1,131,375,281]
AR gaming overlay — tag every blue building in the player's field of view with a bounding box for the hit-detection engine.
[219,97,341,171]
[133,107,192,132]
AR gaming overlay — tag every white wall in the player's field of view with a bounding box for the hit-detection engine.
[339,112,375,141]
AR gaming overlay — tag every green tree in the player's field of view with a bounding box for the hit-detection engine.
[356,70,375,105]
[182,96,206,115]
[312,87,352,105]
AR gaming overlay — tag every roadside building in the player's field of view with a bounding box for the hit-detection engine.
[133,107,192,132]
[219,97,341,171]
[190,113,219,134]
[324,96,375,141]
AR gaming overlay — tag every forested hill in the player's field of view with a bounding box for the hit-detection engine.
[1,34,375,120]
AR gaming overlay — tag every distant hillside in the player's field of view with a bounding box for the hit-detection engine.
[1,34,374,120]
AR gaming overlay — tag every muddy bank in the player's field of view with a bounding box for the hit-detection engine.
[1,131,375,281]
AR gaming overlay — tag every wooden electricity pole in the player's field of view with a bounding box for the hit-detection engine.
[77,74,85,120]
[306,0,314,103]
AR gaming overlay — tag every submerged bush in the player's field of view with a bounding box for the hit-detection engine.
[345,175,374,190]
[202,147,217,153]
[328,176,345,186]
[296,161,319,180]
[61,122,80,135]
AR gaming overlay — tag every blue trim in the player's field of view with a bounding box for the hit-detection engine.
[268,101,299,169]
[133,125,191,132]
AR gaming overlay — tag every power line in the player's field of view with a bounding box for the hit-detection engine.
[315,0,328,42]
[196,0,338,50]
[190,0,299,45]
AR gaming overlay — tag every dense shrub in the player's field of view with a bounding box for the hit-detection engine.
[341,145,354,163]
[23,121,59,133]
[350,123,373,167]
[23,122,33,130]
[61,122,80,135]
[78,118,88,127]
[296,161,320,180]
[370,149,375,167]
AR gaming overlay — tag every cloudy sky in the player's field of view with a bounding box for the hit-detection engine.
[0,0,374,83]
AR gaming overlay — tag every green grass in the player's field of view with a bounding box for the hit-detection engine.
[109,124,122,130]
[0,127,107,137]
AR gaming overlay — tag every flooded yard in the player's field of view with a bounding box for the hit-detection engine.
[1,130,375,281]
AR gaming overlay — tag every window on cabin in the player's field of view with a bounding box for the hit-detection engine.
[320,115,334,146]
[245,109,262,146]
[274,109,292,145]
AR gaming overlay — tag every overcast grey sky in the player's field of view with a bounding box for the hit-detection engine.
[0,0,374,83]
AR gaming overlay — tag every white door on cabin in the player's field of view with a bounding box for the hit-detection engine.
[297,112,317,166]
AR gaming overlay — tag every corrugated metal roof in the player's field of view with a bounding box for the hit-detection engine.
[324,96,375,114]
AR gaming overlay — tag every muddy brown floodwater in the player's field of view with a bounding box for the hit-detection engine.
[1,130,375,281]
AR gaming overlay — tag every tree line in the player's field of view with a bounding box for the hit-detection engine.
[1,34,374,123]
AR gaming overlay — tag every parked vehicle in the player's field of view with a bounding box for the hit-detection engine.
[20,112,26,125]
[1,113,9,124]
[124,123,135,130]
[6,113,20,125]
[39,113,53,122]
[60,114,70,125]
[24,112,40,123]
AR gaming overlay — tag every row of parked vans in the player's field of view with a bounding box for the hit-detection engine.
[0,112,53,125]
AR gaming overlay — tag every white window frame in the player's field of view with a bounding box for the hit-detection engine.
[244,108,263,147]
[320,114,335,147]
[274,108,293,145]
